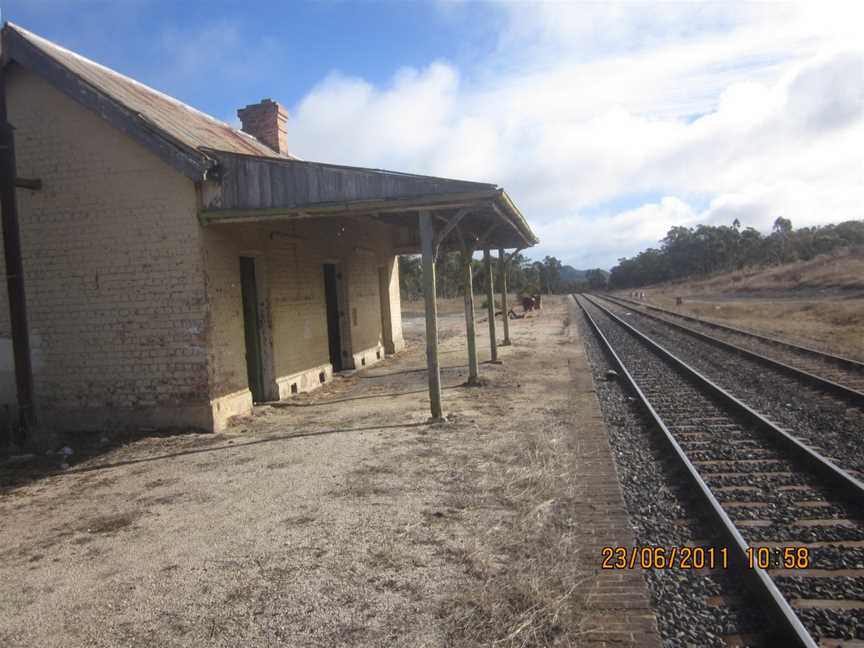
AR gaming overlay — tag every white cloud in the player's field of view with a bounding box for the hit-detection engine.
[156,21,282,103]
[536,197,700,268]
[290,63,462,172]
[288,1,864,269]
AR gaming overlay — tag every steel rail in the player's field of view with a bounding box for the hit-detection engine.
[595,293,864,406]
[605,293,864,373]
[573,294,817,647]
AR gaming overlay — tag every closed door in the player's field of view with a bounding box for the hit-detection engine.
[239,257,265,402]
[323,263,343,371]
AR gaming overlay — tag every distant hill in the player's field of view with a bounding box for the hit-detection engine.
[560,266,609,282]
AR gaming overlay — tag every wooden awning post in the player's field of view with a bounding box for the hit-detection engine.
[419,210,444,420]
[459,244,480,385]
[483,248,499,363]
[498,247,511,346]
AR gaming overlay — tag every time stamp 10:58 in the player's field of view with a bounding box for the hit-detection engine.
[601,546,811,570]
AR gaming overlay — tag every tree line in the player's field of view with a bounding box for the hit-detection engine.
[398,253,603,301]
[609,218,864,289]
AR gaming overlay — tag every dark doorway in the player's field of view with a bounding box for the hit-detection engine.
[323,263,343,371]
[239,257,265,402]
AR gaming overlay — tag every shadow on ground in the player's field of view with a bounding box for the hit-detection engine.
[0,427,207,493]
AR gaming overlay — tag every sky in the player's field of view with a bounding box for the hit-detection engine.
[5,1,864,270]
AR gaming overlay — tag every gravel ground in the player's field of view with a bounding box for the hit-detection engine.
[576,295,864,644]
[0,297,632,648]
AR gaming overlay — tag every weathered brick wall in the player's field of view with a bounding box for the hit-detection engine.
[1,65,212,429]
[270,220,391,374]
[328,220,400,367]
[347,248,384,361]
[199,216,401,401]
[196,221,331,398]
[263,218,399,378]
[386,256,405,352]
[199,225,249,398]
[0,65,407,430]
[267,227,331,380]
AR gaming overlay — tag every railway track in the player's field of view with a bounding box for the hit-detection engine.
[575,293,864,646]
[590,292,864,484]
[602,293,864,399]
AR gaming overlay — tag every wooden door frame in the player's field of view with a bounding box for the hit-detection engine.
[322,261,354,371]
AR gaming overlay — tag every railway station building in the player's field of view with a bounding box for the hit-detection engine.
[0,23,538,435]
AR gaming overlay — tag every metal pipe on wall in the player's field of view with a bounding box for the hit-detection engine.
[0,61,36,436]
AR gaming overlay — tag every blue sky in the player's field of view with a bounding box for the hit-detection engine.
[5,1,864,269]
[4,1,500,122]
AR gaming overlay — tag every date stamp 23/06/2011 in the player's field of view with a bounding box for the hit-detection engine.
[601,546,811,570]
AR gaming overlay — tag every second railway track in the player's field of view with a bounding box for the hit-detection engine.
[575,293,864,646]
[601,293,864,399]
[589,293,864,482]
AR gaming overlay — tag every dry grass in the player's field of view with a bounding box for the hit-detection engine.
[439,427,589,647]
[645,298,864,360]
[663,245,864,294]
[626,246,864,360]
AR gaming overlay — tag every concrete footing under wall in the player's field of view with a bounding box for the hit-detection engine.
[351,343,387,371]
[275,362,333,400]
[17,343,398,439]
[210,388,254,432]
[273,343,387,401]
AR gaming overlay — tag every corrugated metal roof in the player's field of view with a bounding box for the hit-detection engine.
[6,22,290,161]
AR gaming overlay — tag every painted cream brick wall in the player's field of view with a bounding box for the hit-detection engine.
[267,229,329,379]
[0,66,213,429]
[199,225,249,397]
[265,219,395,379]
[200,217,401,399]
[348,249,382,360]
[193,222,332,401]
[385,256,405,353]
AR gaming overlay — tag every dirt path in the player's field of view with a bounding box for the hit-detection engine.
[0,296,659,647]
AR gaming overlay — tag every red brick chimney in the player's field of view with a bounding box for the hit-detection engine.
[237,99,289,155]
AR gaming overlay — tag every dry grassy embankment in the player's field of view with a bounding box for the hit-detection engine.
[620,246,864,360]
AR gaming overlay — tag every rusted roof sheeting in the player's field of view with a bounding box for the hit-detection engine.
[2,22,287,178]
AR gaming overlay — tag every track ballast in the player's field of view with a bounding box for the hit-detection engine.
[576,293,864,646]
